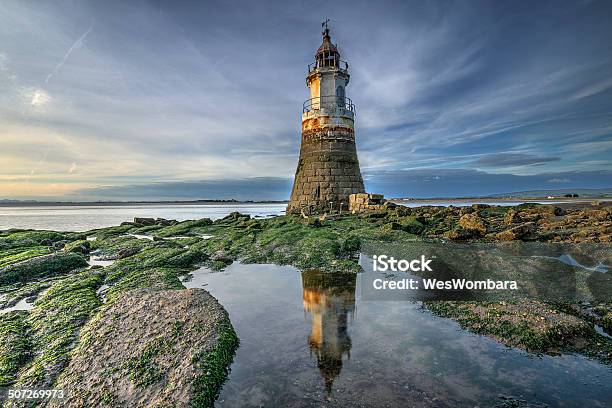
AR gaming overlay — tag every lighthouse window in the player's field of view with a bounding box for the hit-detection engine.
[336,86,345,106]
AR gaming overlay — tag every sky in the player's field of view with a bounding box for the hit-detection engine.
[1,0,611,201]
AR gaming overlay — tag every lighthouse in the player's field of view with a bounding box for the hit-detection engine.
[287,22,365,215]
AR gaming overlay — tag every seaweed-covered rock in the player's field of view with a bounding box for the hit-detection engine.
[51,289,238,408]
[0,311,32,386]
[155,218,178,226]
[0,252,88,286]
[64,240,91,254]
[117,247,140,259]
[503,209,521,225]
[496,222,537,241]
[458,213,487,237]
[133,217,156,227]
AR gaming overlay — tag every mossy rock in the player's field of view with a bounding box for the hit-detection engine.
[0,252,88,286]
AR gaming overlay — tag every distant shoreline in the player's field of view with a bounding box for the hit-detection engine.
[0,200,289,207]
[1,196,609,208]
[391,197,609,203]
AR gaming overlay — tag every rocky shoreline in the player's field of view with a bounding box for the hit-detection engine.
[0,201,610,406]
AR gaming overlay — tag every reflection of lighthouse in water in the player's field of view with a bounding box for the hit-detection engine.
[301,270,356,395]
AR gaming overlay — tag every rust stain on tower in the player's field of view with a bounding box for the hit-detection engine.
[287,22,365,215]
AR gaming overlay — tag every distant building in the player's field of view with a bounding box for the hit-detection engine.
[287,23,365,215]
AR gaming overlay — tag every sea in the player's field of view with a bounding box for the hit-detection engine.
[0,199,589,232]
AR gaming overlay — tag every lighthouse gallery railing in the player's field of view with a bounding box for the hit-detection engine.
[303,96,355,114]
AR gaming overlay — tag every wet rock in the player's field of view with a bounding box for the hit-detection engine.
[590,209,611,222]
[444,227,476,240]
[427,299,593,353]
[155,218,178,226]
[120,221,136,226]
[459,207,474,216]
[0,252,88,286]
[52,240,69,250]
[117,247,140,259]
[548,206,565,216]
[49,289,238,408]
[496,222,537,241]
[398,216,425,235]
[220,212,250,222]
[133,217,156,227]
[503,209,521,225]
[211,252,233,265]
[458,213,487,237]
[496,395,549,408]
[64,240,91,254]
[382,222,402,231]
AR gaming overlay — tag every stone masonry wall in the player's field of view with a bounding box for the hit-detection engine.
[348,193,393,213]
[287,126,365,214]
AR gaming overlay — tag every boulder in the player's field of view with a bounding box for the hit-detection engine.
[117,247,140,259]
[133,217,156,227]
[496,222,537,241]
[155,218,178,226]
[444,227,476,240]
[49,289,237,408]
[64,240,91,254]
[458,213,487,236]
[503,210,521,225]
[459,206,474,216]
[211,251,233,265]
[52,240,69,250]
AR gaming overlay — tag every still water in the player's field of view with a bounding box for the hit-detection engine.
[182,263,612,408]
[0,204,286,231]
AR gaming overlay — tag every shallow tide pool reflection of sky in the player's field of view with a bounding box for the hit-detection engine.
[182,263,612,408]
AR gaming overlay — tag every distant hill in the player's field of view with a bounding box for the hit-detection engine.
[486,188,612,199]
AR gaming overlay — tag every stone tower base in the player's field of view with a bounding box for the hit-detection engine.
[287,127,365,215]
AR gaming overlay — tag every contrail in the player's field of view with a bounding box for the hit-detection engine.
[45,23,94,83]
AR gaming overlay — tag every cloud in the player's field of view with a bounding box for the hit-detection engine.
[71,177,293,201]
[570,77,612,101]
[45,23,94,83]
[0,1,611,200]
[68,162,77,174]
[0,53,8,71]
[53,169,610,202]
[362,169,612,198]
[20,88,51,107]
[30,89,51,107]
[474,153,560,168]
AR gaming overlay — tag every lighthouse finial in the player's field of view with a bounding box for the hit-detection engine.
[322,19,330,37]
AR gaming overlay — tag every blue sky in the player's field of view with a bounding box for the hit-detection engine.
[1,0,611,200]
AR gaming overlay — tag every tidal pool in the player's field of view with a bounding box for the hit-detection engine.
[182,263,612,407]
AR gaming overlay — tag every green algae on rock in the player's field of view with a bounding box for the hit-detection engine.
[14,269,104,389]
[426,299,612,364]
[50,289,237,408]
[0,252,88,286]
[0,311,32,386]
[0,203,609,406]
